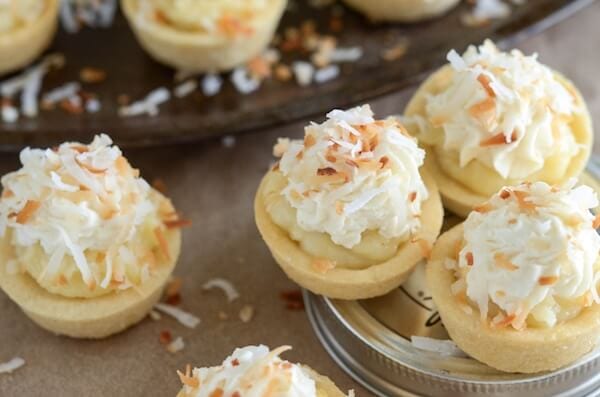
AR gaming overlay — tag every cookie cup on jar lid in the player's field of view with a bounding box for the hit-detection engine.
[0,0,60,75]
[427,181,600,373]
[0,135,183,338]
[255,105,443,300]
[342,0,460,23]
[404,40,593,217]
[175,345,349,397]
[120,0,287,72]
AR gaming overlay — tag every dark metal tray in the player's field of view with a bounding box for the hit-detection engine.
[0,0,594,150]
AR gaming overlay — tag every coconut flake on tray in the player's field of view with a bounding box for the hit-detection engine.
[410,336,468,357]
[462,0,513,26]
[154,303,201,329]
[119,87,170,117]
[202,278,240,302]
[42,82,81,106]
[0,357,25,375]
[60,0,118,33]
[166,336,185,354]
[174,80,197,98]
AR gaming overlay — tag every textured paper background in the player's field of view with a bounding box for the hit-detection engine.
[1,4,599,396]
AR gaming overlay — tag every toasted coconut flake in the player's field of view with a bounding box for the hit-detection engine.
[149,310,161,321]
[154,227,170,260]
[154,303,200,328]
[202,278,240,302]
[0,357,25,374]
[312,258,336,274]
[335,201,344,215]
[492,313,516,328]
[480,132,510,147]
[382,41,409,62]
[174,79,197,98]
[494,252,518,271]
[164,219,192,229]
[513,190,537,213]
[477,74,496,97]
[465,252,474,266]
[379,156,389,169]
[408,191,417,202]
[280,289,305,311]
[16,200,41,224]
[538,276,558,286]
[239,305,255,323]
[304,134,316,148]
[593,213,600,229]
[316,167,337,176]
[80,67,107,84]
[499,188,511,199]
[209,388,225,397]
[159,330,172,345]
[165,277,182,305]
[177,365,199,388]
[274,64,292,82]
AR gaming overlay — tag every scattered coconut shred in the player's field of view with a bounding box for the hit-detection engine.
[119,87,170,117]
[0,357,25,375]
[410,336,467,357]
[166,336,185,354]
[462,0,513,26]
[202,278,240,302]
[154,303,201,329]
[60,0,118,34]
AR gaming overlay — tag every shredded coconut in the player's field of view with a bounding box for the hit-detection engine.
[174,80,197,98]
[155,303,201,328]
[202,278,240,302]
[119,87,170,117]
[0,357,25,374]
[410,336,467,357]
[166,336,185,354]
[201,74,223,96]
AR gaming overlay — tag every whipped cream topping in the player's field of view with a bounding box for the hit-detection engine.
[274,105,428,249]
[178,345,317,397]
[455,180,600,329]
[0,0,45,33]
[0,135,170,293]
[139,0,267,35]
[418,40,580,179]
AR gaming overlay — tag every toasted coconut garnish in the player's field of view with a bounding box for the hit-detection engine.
[239,305,255,323]
[593,213,600,229]
[317,167,336,176]
[581,291,594,307]
[76,158,107,174]
[154,227,170,260]
[480,130,518,147]
[513,190,537,213]
[1,189,14,199]
[165,277,182,305]
[312,258,336,274]
[454,240,464,260]
[411,238,431,260]
[465,252,474,266]
[469,97,496,127]
[16,200,41,224]
[152,178,168,194]
[177,364,200,388]
[209,388,224,397]
[280,289,304,311]
[408,191,417,202]
[164,219,192,229]
[499,188,511,199]
[477,74,496,97]
[80,67,106,84]
[159,330,172,345]
[247,56,271,80]
[492,313,516,329]
[304,133,316,148]
[325,153,337,163]
[473,202,493,213]
[538,275,558,286]
[494,252,518,271]
[379,156,389,169]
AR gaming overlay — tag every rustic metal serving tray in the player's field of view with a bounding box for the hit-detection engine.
[0,0,594,150]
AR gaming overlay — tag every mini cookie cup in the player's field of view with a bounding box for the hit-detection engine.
[427,224,600,373]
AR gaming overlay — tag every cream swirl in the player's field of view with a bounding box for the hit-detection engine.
[274,105,428,249]
[456,180,600,329]
[141,0,267,35]
[419,40,580,179]
[0,134,170,295]
[0,0,45,33]
[177,345,317,397]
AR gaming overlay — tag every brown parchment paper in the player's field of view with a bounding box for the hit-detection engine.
[1,5,599,396]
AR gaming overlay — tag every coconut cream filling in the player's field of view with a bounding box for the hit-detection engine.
[448,180,600,329]
[137,0,267,36]
[0,0,46,33]
[408,40,580,181]
[0,134,175,298]
[267,105,428,257]
[178,345,317,397]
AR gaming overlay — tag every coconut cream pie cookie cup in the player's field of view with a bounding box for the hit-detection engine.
[0,135,183,338]
[0,0,60,75]
[342,0,459,23]
[428,180,600,373]
[176,345,349,397]
[255,105,444,300]
[121,0,287,72]
[404,40,593,217]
